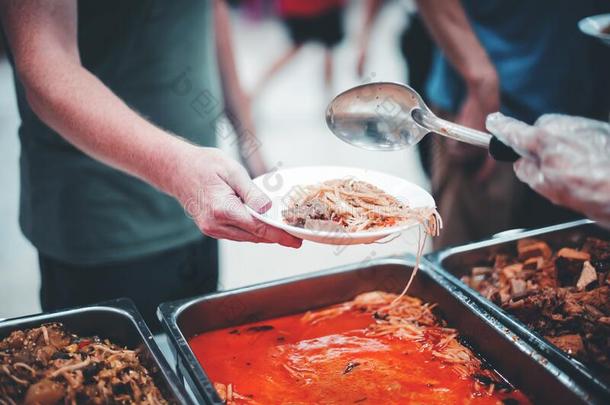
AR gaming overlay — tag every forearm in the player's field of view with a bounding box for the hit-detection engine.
[1,0,195,198]
[0,0,301,247]
[415,0,496,87]
[20,59,192,197]
[214,0,251,138]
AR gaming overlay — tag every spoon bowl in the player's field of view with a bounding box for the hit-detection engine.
[325,82,429,151]
[578,13,610,47]
[326,82,520,162]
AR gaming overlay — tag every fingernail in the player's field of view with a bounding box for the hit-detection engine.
[258,200,272,214]
[485,112,504,129]
[250,195,272,214]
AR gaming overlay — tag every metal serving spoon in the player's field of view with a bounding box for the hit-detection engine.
[326,82,520,161]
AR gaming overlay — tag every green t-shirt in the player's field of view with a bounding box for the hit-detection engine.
[11,1,223,264]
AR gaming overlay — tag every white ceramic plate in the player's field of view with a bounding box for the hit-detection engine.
[246,166,436,245]
[578,13,610,47]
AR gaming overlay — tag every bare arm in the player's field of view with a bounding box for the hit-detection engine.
[415,0,499,179]
[415,0,497,94]
[214,0,267,177]
[1,0,183,192]
[0,0,300,247]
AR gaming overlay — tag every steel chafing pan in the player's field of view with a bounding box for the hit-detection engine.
[426,219,610,401]
[158,256,601,404]
[0,298,193,405]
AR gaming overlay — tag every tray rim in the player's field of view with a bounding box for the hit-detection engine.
[158,257,422,404]
[429,219,594,263]
[158,255,598,404]
[425,218,610,399]
[0,298,193,405]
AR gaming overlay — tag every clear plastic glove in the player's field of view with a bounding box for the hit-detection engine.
[486,112,610,228]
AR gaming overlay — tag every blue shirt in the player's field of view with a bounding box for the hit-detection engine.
[426,0,610,123]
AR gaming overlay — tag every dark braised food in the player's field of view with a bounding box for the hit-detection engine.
[461,237,610,376]
[603,24,610,35]
[0,323,167,405]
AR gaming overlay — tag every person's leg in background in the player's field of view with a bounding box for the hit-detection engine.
[251,41,304,98]
[253,3,345,96]
[424,66,523,249]
[39,237,218,333]
[429,119,523,249]
[317,5,344,92]
[0,29,5,59]
[430,101,581,249]
[323,49,333,90]
[400,14,435,177]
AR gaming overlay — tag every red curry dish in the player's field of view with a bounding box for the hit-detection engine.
[189,291,531,404]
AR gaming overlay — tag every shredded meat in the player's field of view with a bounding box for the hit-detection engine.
[282,197,331,228]
[461,237,610,379]
[0,323,168,405]
[281,179,442,235]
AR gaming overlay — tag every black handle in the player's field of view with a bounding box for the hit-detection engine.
[489,136,520,162]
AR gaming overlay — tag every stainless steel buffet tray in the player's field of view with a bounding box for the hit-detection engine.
[426,219,610,401]
[0,298,192,404]
[158,256,600,404]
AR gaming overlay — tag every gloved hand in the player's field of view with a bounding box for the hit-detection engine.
[486,112,610,228]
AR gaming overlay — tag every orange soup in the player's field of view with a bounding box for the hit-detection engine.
[189,291,531,405]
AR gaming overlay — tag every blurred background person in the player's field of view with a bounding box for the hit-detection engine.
[0,0,300,330]
[0,28,4,59]
[358,0,436,176]
[0,0,500,320]
[251,0,347,98]
[415,0,610,248]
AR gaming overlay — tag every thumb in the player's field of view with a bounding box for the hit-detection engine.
[221,163,272,214]
[513,157,545,192]
[486,112,541,156]
[514,158,568,208]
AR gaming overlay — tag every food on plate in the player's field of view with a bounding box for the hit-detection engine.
[461,237,610,377]
[189,291,531,404]
[603,23,610,35]
[282,178,441,234]
[283,177,442,297]
[0,323,168,404]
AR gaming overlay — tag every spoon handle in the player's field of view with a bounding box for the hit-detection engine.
[414,109,520,162]
[488,136,521,162]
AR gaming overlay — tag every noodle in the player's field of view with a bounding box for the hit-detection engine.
[301,291,498,380]
[282,178,442,234]
[0,323,167,404]
[193,291,530,404]
[283,178,442,298]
